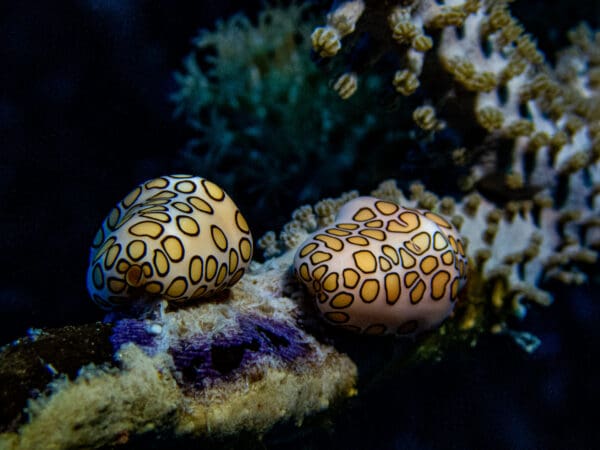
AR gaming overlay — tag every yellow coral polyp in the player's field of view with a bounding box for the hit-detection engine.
[499,56,527,82]
[476,107,504,131]
[503,119,534,138]
[498,21,524,47]
[413,105,445,131]
[391,22,418,44]
[427,7,467,29]
[311,26,342,57]
[333,72,358,99]
[294,197,468,335]
[516,35,544,65]
[412,34,433,53]
[393,69,420,96]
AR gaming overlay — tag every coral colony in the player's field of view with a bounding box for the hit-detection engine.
[1,1,599,449]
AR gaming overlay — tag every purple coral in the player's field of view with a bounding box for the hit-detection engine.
[110,319,158,355]
[170,315,309,388]
[110,314,309,389]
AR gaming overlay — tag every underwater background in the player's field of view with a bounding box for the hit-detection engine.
[1,1,599,448]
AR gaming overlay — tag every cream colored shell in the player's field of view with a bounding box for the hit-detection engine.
[87,175,252,309]
[294,196,467,335]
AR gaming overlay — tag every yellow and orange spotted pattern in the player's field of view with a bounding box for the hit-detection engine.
[87,175,252,309]
[294,197,468,335]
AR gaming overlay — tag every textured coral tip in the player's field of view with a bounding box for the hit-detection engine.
[294,196,468,335]
[87,175,253,309]
[311,26,342,57]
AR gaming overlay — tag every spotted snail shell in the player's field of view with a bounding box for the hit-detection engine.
[87,175,252,309]
[294,196,467,335]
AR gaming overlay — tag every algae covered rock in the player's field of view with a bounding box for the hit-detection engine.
[0,251,357,450]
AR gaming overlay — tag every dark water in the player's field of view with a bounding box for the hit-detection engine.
[1,1,599,448]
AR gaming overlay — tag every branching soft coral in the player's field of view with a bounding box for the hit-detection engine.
[311,1,600,207]
[172,5,381,220]
[172,3,474,236]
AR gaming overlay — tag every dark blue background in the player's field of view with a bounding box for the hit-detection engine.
[1,1,598,448]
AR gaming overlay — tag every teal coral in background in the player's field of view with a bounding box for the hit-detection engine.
[171,3,465,238]
[173,5,367,223]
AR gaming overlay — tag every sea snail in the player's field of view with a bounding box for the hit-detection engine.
[87,175,253,309]
[294,196,468,335]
